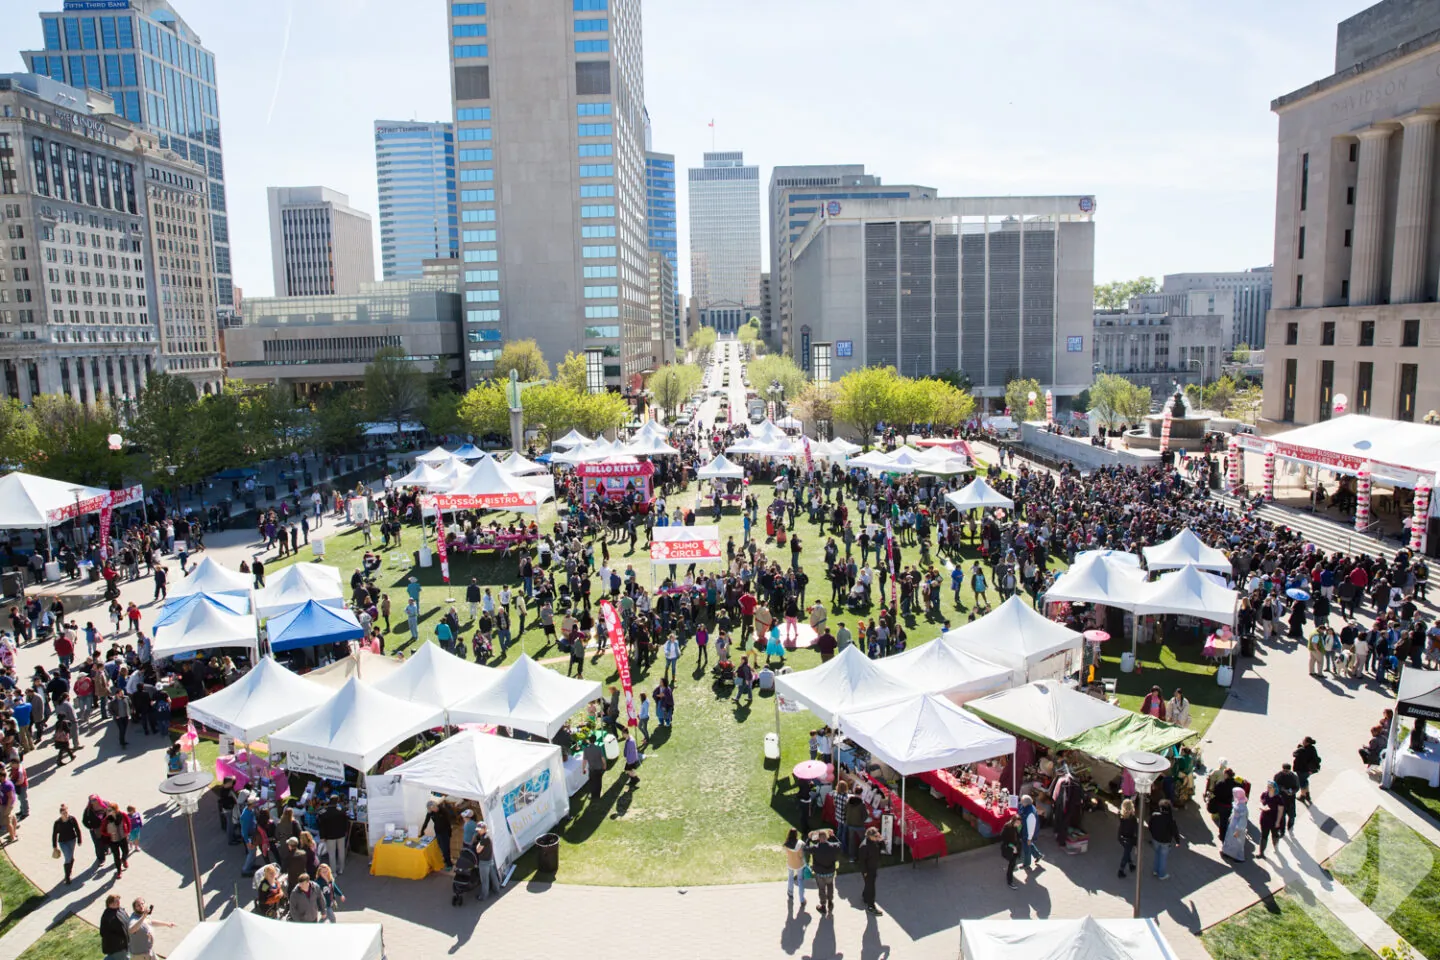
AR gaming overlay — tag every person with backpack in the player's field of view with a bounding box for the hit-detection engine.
[1293,737,1321,804]
[1000,814,1022,889]
[1146,798,1180,881]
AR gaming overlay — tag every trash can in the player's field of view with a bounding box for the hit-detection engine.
[264,484,276,500]
[535,833,560,874]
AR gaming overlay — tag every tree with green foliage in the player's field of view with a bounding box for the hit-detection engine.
[789,382,837,434]
[1185,374,1240,416]
[748,354,806,403]
[126,372,207,486]
[364,346,427,435]
[1231,343,1251,364]
[927,379,977,428]
[312,387,366,455]
[521,382,582,444]
[457,382,510,438]
[28,395,129,487]
[934,369,973,393]
[556,350,588,394]
[737,318,759,343]
[422,391,462,437]
[0,397,39,469]
[234,384,307,461]
[835,366,899,448]
[690,327,717,354]
[572,390,630,438]
[1094,276,1158,309]
[647,364,703,418]
[1226,385,1264,424]
[1088,373,1155,431]
[1004,378,1045,420]
[1069,388,1091,413]
[494,339,550,382]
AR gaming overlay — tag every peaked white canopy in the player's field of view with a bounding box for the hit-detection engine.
[370,641,501,708]
[169,556,253,601]
[450,442,486,460]
[697,454,746,480]
[1141,528,1233,574]
[444,455,552,505]
[960,916,1178,960]
[621,433,681,457]
[839,694,1017,776]
[826,437,863,455]
[916,456,974,476]
[499,451,548,476]
[254,563,346,619]
[1075,549,1142,567]
[553,428,592,449]
[393,460,458,489]
[414,445,456,465]
[167,910,383,960]
[305,650,405,690]
[150,599,258,659]
[1132,564,1239,626]
[877,638,1015,702]
[964,680,1130,749]
[725,437,770,456]
[636,419,670,439]
[186,656,332,741]
[1043,552,1149,610]
[945,476,1015,510]
[268,677,444,772]
[446,654,602,739]
[775,415,804,432]
[0,472,111,529]
[846,449,903,473]
[942,596,1085,683]
[773,645,918,724]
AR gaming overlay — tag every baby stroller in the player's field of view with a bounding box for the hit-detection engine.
[451,846,481,906]
[710,659,735,684]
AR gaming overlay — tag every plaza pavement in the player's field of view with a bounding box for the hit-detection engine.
[0,405,1425,958]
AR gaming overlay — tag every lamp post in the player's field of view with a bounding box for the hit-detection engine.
[1119,750,1171,918]
[159,770,214,922]
[165,463,178,510]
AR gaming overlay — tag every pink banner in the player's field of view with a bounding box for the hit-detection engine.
[433,491,538,512]
[803,436,814,475]
[99,503,113,560]
[599,600,638,727]
[434,512,450,584]
[1411,481,1431,553]
[46,484,142,524]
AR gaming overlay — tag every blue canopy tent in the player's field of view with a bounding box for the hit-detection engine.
[153,592,250,632]
[450,443,486,461]
[266,600,364,654]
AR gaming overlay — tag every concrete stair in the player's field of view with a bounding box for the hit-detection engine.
[1212,491,1401,563]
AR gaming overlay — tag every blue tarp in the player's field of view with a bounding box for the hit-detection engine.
[152,592,250,630]
[267,600,364,653]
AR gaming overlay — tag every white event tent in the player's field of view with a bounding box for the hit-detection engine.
[960,916,1178,960]
[622,433,681,457]
[169,556,253,603]
[635,419,670,439]
[414,445,456,465]
[1142,528,1232,574]
[877,637,1015,703]
[1043,552,1148,610]
[167,910,383,960]
[553,428,591,449]
[439,455,553,512]
[254,563,346,619]
[186,656,332,742]
[945,476,1014,511]
[0,472,112,531]
[370,640,500,709]
[697,454,746,481]
[150,599,258,660]
[846,449,903,473]
[268,677,444,777]
[393,460,458,490]
[964,680,1129,748]
[839,694,1017,776]
[941,596,1085,683]
[153,592,249,630]
[1132,564,1239,627]
[305,650,405,689]
[499,451,548,476]
[384,730,569,872]
[447,654,602,739]
[773,645,917,725]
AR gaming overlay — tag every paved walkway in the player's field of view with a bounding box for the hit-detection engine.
[0,397,1429,958]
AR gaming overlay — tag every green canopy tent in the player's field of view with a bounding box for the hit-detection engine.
[1057,713,1197,765]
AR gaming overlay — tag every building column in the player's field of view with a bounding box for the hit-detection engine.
[1391,113,1438,304]
[1351,126,1395,306]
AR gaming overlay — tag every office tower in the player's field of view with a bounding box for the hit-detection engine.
[646,150,678,350]
[688,151,760,322]
[790,195,1097,401]
[267,187,375,297]
[21,0,234,382]
[1264,0,1440,424]
[447,0,648,389]
[769,164,933,359]
[1161,268,1273,348]
[647,250,674,366]
[375,120,458,281]
[0,74,168,404]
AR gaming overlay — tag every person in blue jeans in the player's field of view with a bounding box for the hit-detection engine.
[1019,794,1043,870]
[1146,798,1179,880]
[239,796,260,875]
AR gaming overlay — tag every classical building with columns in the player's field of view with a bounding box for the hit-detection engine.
[1264,0,1440,426]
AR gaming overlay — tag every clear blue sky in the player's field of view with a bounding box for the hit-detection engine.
[2,0,1370,298]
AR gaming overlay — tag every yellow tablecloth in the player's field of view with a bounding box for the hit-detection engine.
[370,837,446,880]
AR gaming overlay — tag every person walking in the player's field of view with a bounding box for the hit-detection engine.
[1146,798,1179,881]
[782,828,807,909]
[662,633,680,683]
[102,803,129,877]
[857,826,883,915]
[405,598,420,645]
[111,689,131,748]
[1222,787,1251,862]
[1018,794,1043,871]
[315,862,345,922]
[1293,737,1321,804]
[805,828,841,916]
[1117,798,1139,878]
[127,897,175,958]
[1273,763,1300,836]
[636,692,651,747]
[100,894,130,960]
[288,873,324,922]
[475,821,501,902]
[52,803,83,884]
[1000,814,1022,889]
[1258,781,1284,858]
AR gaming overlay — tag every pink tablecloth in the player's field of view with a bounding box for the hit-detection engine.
[215,752,291,799]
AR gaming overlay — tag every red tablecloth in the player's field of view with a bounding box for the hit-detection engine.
[918,770,1009,836]
[869,778,947,860]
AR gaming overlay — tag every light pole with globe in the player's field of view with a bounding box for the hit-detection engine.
[1120,750,1172,918]
[160,770,214,921]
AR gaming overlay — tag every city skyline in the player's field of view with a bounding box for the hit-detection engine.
[4,0,1370,305]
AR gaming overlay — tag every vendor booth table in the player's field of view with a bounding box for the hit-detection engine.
[371,835,446,879]
[1394,736,1440,787]
[917,769,1010,837]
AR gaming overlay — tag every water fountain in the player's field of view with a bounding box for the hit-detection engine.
[1124,390,1212,451]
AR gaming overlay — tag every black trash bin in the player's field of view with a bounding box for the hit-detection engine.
[264,484,277,500]
[535,833,560,874]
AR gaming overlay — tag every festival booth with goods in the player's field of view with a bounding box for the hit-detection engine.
[168,557,253,606]
[263,600,365,656]
[150,598,258,660]
[428,458,551,576]
[186,656,332,742]
[944,475,1015,512]
[960,916,1179,960]
[877,634,1016,703]
[393,459,460,491]
[964,681,1197,850]
[0,471,143,571]
[378,730,569,880]
[370,640,500,710]
[166,909,383,960]
[254,563,346,619]
[1130,565,1240,682]
[1382,666,1440,789]
[575,459,654,507]
[1043,552,1149,667]
[941,597,1085,684]
[1141,528,1233,574]
[839,694,1018,849]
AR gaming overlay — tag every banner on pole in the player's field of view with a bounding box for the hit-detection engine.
[434,511,450,584]
[885,519,897,609]
[599,600,638,727]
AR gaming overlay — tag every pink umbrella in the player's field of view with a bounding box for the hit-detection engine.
[1083,629,1110,644]
[793,760,829,781]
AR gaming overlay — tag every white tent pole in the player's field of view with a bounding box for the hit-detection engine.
[901,776,908,863]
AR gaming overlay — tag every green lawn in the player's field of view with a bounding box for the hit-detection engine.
[1390,779,1440,831]
[0,849,45,941]
[1203,893,1373,960]
[1328,810,1440,959]
[1101,636,1230,736]
[15,914,96,960]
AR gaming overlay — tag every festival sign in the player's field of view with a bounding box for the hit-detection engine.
[501,769,558,853]
[45,484,143,524]
[650,526,722,565]
[576,459,654,505]
[278,749,346,781]
[433,490,538,511]
[599,599,638,727]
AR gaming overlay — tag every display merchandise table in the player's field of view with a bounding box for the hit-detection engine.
[1394,737,1440,788]
[917,769,1010,837]
[868,778,947,860]
[215,752,292,800]
[370,836,445,880]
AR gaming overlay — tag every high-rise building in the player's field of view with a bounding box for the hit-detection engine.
[790,195,1097,401]
[0,74,170,404]
[1263,0,1440,424]
[266,187,375,297]
[645,150,678,351]
[647,250,674,367]
[1161,268,1273,348]
[20,0,234,377]
[447,0,648,389]
[374,120,458,281]
[688,151,760,318]
[768,164,933,358]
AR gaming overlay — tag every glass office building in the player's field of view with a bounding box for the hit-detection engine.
[645,150,678,347]
[375,120,458,280]
[21,0,234,326]
[688,151,761,314]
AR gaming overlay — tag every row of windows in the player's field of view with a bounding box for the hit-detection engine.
[585,305,619,319]
[583,265,617,278]
[578,123,613,138]
[461,189,495,202]
[579,164,614,178]
[584,285,618,298]
[459,148,493,162]
[467,309,500,323]
[575,18,609,32]
[462,209,496,222]
[585,325,620,338]
[49,14,136,52]
[457,107,491,121]
[575,40,609,53]
[574,0,607,9]
[454,44,488,58]
[466,289,500,302]
[582,245,616,258]
[464,249,498,262]
[462,229,497,243]
[579,184,614,198]
[458,127,492,141]
[577,103,612,117]
[579,144,613,158]
[581,205,615,218]
[460,169,494,182]
[465,270,499,282]
[452,3,487,16]
[453,23,488,37]
[581,225,615,238]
